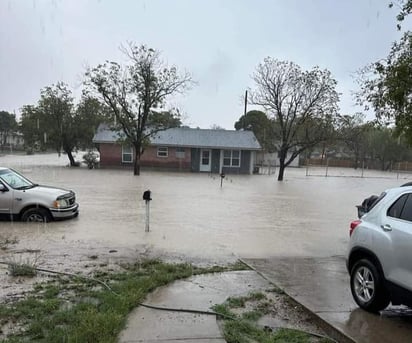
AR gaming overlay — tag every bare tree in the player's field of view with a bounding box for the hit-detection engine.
[250,59,340,181]
[210,124,225,130]
[85,43,193,175]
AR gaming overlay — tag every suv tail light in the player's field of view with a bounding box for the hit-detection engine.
[350,220,362,236]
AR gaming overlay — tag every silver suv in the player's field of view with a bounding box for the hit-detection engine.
[0,167,79,222]
[347,186,412,312]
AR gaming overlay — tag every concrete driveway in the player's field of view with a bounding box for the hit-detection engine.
[243,256,412,343]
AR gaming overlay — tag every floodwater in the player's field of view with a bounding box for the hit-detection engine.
[2,152,411,339]
[0,152,408,268]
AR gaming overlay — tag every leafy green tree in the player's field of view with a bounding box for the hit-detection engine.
[0,111,18,146]
[234,110,276,152]
[358,32,412,143]
[36,83,78,165]
[75,96,110,150]
[21,83,108,165]
[85,43,193,175]
[336,113,373,168]
[147,109,182,131]
[19,105,45,152]
[365,126,412,170]
[389,0,412,29]
[250,59,339,181]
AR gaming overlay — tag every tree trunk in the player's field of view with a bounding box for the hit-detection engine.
[66,150,76,166]
[277,162,286,181]
[354,152,359,170]
[321,143,326,165]
[277,148,287,181]
[133,147,141,175]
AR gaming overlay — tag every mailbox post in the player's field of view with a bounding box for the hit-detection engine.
[220,172,225,188]
[143,190,152,232]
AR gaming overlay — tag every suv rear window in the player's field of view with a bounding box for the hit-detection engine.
[400,195,412,221]
[388,194,408,219]
[387,193,412,222]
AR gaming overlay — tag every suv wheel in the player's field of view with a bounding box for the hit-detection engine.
[21,208,51,223]
[350,259,390,313]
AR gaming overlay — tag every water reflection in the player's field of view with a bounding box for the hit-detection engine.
[346,307,412,343]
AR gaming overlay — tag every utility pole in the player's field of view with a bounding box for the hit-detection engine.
[244,90,248,116]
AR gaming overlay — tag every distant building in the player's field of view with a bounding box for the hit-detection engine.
[0,131,24,151]
[256,151,300,168]
[93,124,262,174]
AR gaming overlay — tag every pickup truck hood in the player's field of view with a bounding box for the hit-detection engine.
[23,185,73,198]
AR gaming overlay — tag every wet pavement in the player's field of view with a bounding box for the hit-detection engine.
[118,270,271,343]
[1,153,412,341]
[243,256,412,343]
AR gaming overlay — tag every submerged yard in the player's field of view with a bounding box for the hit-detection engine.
[0,153,408,342]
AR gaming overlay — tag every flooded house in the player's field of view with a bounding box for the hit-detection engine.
[92,124,261,174]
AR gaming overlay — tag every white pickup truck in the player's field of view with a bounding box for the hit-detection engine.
[0,167,79,222]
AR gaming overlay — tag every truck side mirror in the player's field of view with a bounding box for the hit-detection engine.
[0,184,8,192]
[143,190,152,201]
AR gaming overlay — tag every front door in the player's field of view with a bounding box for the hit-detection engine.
[199,149,211,172]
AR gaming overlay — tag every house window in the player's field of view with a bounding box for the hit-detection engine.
[122,146,133,163]
[157,147,168,158]
[176,147,185,159]
[223,150,241,167]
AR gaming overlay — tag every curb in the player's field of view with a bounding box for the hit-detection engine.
[238,258,357,343]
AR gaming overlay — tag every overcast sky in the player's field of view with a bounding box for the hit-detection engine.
[0,0,409,129]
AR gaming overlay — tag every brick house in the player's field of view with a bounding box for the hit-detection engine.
[92,124,261,174]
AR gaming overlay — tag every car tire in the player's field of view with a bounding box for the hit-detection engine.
[21,208,51,223]
[350,259,390,313]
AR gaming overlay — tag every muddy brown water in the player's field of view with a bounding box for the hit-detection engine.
[0,153,406,265]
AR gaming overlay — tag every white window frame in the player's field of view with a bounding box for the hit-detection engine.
[175,147,185,159]
[157,146,169,158]
[223,150,241,167]
[122,146,133,163]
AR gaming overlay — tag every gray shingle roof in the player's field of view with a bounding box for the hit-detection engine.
[93,124,261,150]
[92,123,122,143]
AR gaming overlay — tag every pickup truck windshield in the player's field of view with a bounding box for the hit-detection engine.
[0,169,34,190]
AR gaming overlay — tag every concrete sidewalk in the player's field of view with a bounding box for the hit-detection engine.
[118,271,271,343]
[243,256,412,343]
[118,256,412,343]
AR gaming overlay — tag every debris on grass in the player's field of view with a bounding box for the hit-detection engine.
[213,291,336,342]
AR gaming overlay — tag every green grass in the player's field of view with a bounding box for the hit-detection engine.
[0,259,245,342]
[8,262,37,277]
[212,292,333,343]
[226,291,266,308]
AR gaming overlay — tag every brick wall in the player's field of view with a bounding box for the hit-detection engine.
[141,146,191,170]
[99,143,192,170]
[99,143,125,166]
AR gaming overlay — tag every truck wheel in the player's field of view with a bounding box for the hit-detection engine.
[350,259,390,313]
[21,208,51,223]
